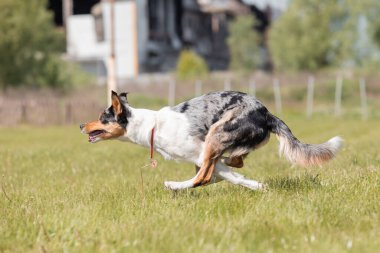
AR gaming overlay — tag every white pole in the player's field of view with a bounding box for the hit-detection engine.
[273,78,282,115]
[107,0,117,106]
[168,80,176,106]
[131,1,139,76]
[306,75,315,118]
[224,79,231,91]
[249,79,256,97]
[195,80,202,97]
[359,78,368,120]
[335,76,343,117]
[62,0,73,31]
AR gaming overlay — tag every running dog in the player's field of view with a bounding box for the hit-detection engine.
[80,91,342,190]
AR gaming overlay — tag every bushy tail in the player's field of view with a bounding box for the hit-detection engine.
[267,113,343,167]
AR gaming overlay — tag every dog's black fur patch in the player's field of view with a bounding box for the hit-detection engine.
[180,102,190,113]
[100,104,131,128]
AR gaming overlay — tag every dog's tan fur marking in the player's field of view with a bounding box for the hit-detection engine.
[221,156,244,168]
[83,120,126,140]
[192,131,219,186]
[83,120,103,134]
[112,93,123,115]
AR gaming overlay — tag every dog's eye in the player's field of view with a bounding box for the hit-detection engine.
[99,113,108,123]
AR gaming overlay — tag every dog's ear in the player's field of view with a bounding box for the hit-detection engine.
[119,92,129,104]
[111,90,123,115]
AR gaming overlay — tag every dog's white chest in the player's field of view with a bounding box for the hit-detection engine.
[154,108,204,165]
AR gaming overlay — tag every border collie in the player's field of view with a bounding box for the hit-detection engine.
[80,91,342,190]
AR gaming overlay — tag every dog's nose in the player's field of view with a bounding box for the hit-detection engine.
[80,124,85,130]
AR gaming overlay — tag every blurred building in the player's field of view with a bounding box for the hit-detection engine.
[48,0,288,80]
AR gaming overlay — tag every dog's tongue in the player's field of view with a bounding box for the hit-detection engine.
[89,130,104,136]
[88,135,96,142]
[88,130,105,142]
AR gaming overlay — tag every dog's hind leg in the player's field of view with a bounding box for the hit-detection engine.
[190,109,244,187]
[192,144,221,187]
[214,162,264,190]
[164,109,239,190]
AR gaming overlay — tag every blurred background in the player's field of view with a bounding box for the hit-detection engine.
[0,0,380,126]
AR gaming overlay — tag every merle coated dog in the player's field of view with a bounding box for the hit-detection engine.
[80,91,342,190]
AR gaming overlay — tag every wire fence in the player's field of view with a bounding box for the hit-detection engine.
[166,75,375,119]
[0,99,103,126]
[0,73,378,126]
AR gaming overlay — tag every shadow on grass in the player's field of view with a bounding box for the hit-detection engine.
[265,174,321,192]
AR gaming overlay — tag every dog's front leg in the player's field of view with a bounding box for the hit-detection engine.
[164,158,217,190]
[164,165,223,191]
[164,162,265,191]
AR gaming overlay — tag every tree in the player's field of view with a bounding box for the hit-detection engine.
[0,0,72,89]
[227,15,261,72]
[363,1,380,57]
[330,0,380,67]
[268,0,337,71]
[268,0,380,71]
[374,21,380,49]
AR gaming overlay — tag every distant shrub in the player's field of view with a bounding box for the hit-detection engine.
[227,15,261,72]
[176,50,208,81]
[39,56,93,91]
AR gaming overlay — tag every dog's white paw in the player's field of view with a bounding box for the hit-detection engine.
[256,182,270,192]
[256,182,267,191]
[257,182,264,189]
[164,181,179,190]
[164,179,194,190]
[244,181,266,191]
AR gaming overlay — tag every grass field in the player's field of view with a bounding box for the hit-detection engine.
[1,116,380,253]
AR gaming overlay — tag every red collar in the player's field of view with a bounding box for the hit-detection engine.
[150,127,155,159]
[149,127,157,168]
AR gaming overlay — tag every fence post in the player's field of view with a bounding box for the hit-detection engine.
[306,75,315,118]
[21,102,27,124]
[335,76,343,117]
[195,80,202,97]
[224,78,231,91]
[359,78,368,120]
[273,78,282,115]
[65,102,72,124]
[249,79,256,97]
[168,79,176,106]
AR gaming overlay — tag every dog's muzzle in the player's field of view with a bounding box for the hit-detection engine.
[80,124,85,133]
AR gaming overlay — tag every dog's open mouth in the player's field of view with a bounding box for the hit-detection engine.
[88,130,106,142]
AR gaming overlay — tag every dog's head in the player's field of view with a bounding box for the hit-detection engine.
[80,91,131,143]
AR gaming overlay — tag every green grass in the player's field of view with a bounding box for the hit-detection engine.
[1,117,380,253]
